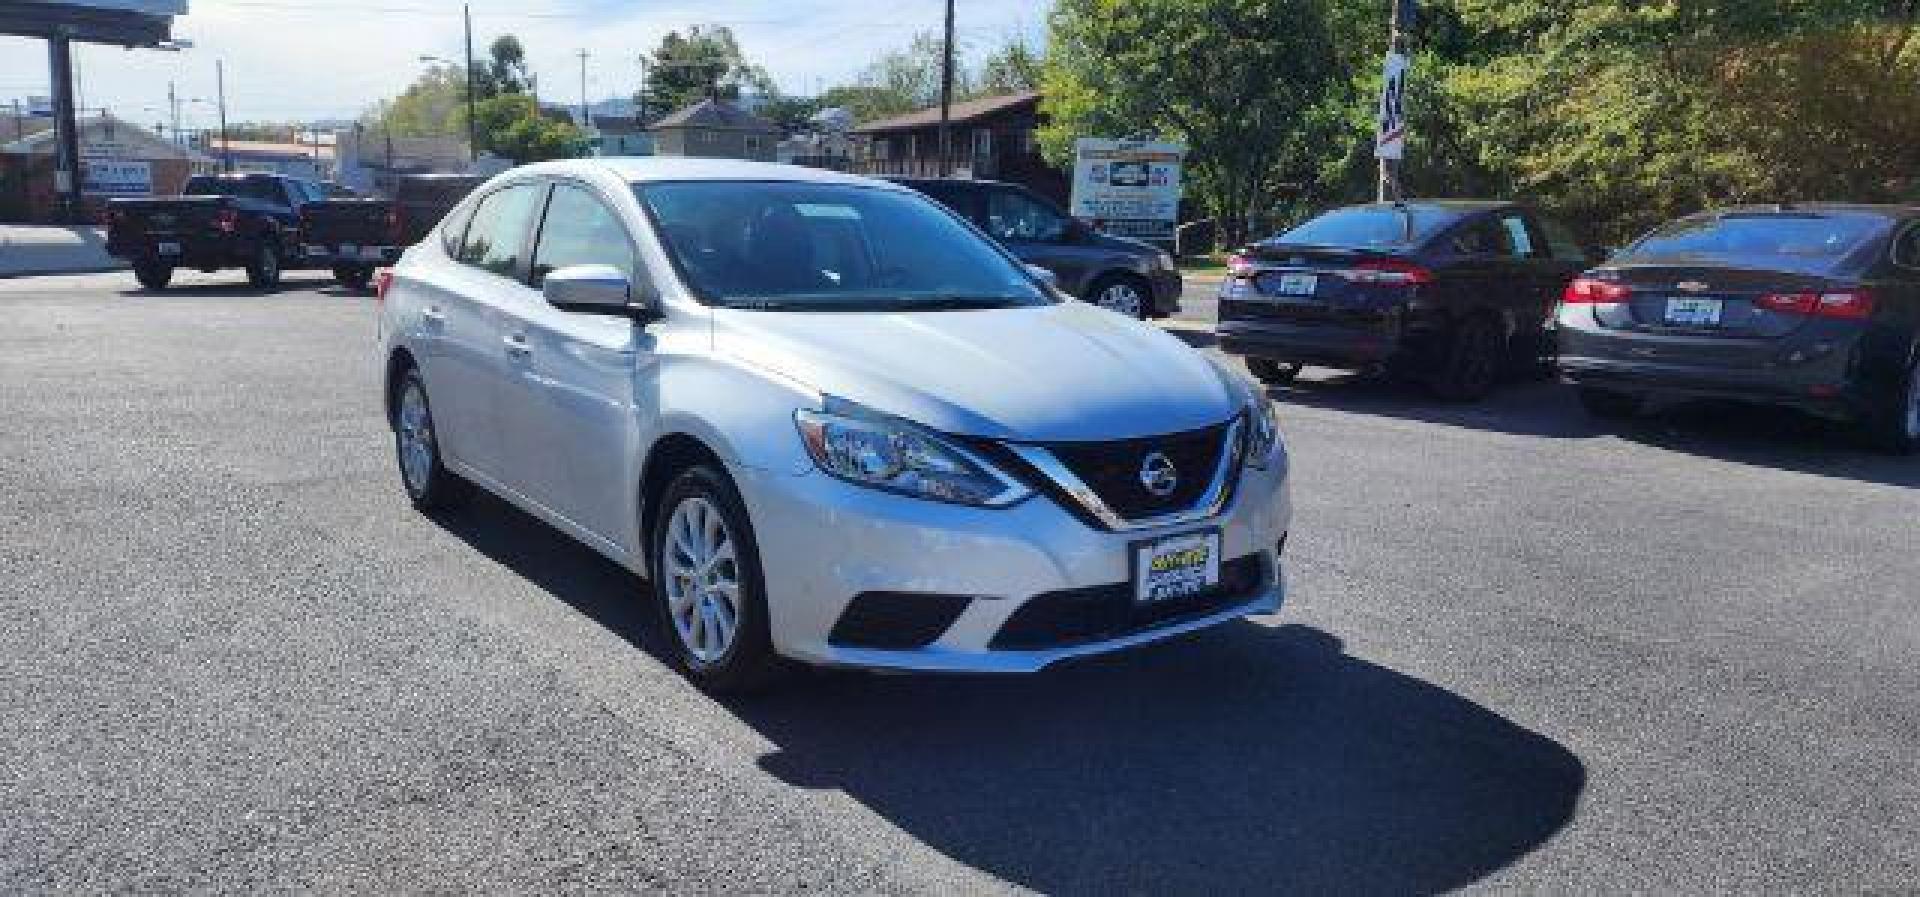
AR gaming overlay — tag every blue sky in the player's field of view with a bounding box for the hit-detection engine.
[0,0,1050,127]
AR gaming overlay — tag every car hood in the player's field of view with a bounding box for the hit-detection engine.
[710,300,1238,441]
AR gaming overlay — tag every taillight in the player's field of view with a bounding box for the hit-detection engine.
[1339,258,1434,286]
[1226,253,1256,277]
[374,269,394,301]
[1757,289,1875,320]
[1563,277,1631,304]
[215,208,239,234]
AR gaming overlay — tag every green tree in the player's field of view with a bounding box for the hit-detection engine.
[473,92,587,164]
[1040,0,1340,244]
[979,36,1044,95]
[363,64,466,139]
[639,25,774,117]
[474,35,531,99]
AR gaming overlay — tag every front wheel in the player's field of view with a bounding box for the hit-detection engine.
[133,262,173,291]
[650,465,783,693]
[1247,358,1304,385]
[1861,362,1920,454]
[1088,276,1150,320]
[245,240,283,288]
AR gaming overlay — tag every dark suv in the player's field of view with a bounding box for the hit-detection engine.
[1216,201,1594,400]
[888,177,1183,319]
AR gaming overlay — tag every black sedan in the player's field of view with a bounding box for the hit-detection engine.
[1557,204,1920,453]
[1216,201,1595,400]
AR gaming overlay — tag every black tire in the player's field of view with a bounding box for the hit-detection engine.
[1247,358,1304,385]
[1860,361,1920,455]
[649,464,784,693]
[1577,385,1643,420]
[133,262,173,291]
[245,239,283,288]
[392,368,474,511]
[1430,314,1506,401]
[1086,274,1152,320]
[334,265,374,291]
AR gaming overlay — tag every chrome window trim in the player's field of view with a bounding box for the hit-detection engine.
[1004,418,1246,533]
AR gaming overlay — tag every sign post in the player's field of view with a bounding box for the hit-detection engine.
[1068,138,1186,243]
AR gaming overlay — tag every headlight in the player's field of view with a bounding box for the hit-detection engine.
[795,398,1032,507]
[1245,395,1281,469]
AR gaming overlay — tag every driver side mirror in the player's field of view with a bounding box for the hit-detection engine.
[1025,264,1061,291]
[543,264,659,321]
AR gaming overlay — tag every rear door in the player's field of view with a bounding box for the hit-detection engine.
[1432,211,1540,330]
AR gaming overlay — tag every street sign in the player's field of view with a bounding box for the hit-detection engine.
[1375,51,1409,160]
[1070,138,1186,240]
[26,96,53,117]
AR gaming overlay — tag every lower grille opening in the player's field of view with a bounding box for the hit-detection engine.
[990,554,1267,651]
[829,592,973,650]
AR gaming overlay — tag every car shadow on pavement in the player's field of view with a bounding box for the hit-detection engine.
[740,624,1585,895]
[428,494,1586,894]
[1603,400,1920,489]
[1266,369,1609,439]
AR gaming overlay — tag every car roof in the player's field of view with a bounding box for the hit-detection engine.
[1704,203,1920,219]
[565,157,908,191]
[1345,199,1518,214]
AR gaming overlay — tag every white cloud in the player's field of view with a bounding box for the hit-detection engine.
[0,0,1049,126]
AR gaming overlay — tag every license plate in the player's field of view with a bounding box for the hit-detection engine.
[1132,530,1222,604]
[1274,273,1318,297]
[156,242,181,256]
[305,244,329,257]
[359,246,387,260]
[1665,297,1723,327]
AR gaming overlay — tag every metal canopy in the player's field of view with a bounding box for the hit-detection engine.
[0,1,179,47]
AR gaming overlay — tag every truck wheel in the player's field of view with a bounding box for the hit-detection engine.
[1247,358,1303,385]
[1430,314,1505,401]
[133,262,173,291]
[245,241,283,288]
[333,265,374,292]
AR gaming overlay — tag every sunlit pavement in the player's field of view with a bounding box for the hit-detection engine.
[2,271,1915,891]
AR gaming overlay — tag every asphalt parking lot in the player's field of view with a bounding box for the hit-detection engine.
[2,271,1916,893]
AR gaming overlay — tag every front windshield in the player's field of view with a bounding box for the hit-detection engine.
[636,181,1053,310]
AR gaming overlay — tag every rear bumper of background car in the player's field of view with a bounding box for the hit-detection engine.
[731,455,1292,674]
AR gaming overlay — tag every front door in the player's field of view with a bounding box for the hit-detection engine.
[983,186,1095,293]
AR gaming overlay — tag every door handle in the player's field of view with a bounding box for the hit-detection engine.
[503,334,532,358]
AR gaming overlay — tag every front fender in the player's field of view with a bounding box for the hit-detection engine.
[649,351,821,477]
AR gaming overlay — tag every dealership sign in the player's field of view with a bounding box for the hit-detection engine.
[1069,138,1185,240]
[82,159,152,196]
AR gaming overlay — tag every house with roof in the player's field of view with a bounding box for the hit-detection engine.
[649,98,778,162]
[1,113,215,221]
[849,91,1066,204]
[203,136,334,182]
[591,115,654,157]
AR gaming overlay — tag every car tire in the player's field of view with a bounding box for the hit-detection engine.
[245,240,283,288]
[133,262,173,291]
[1087,275,1151,320]
[1430,314,1505,401]
[392,368,474,511]
[1861,360,1920,455]
[649,464,784,694]
[334,265,374,292]
[1247,358,1304,385]
[1576,386,1643,420]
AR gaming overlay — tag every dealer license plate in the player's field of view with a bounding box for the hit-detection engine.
[1665,297,1723,327]
[156,242,181,256]
[1132,530,1222,604]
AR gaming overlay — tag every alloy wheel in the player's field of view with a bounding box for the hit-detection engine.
[662,496,742,664]
[396,381,435,496]
[1095,282,1145,318]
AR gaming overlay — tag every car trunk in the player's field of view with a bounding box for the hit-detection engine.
[301,199,395,246]
[1582,264,1852,370]
[1223,244,1419,325]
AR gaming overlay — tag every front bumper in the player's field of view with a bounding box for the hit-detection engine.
[732,456,1291,673]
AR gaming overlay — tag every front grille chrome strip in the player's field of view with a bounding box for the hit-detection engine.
[1004,418,1245,533]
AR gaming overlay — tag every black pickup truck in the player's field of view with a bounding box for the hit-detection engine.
[298,174,483,291]
[106,173,324,290]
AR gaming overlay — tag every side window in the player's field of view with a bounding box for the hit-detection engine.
[530,183,639,286]
[1891,222,1920,270]
[1537,216,1591,263]
[439,199,477,257]
[986,188,1066,243]
[457,184,543,278]
[1449,218,1513,256]
[1498,213,1537,258]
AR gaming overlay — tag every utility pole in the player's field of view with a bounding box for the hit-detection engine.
[577,49,590,130]
[167,81,179,146]
[464,3,478,163]
[49,34,83,220]
[216,59,231,173]
[936,0,956,177]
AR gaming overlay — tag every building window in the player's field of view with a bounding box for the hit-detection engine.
[973,129,993,159]
[745,134,764,153]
